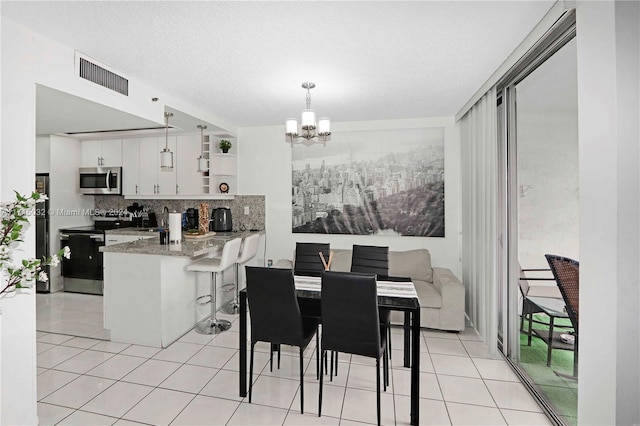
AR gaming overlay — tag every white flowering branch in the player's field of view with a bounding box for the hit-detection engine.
[0,191,70,296]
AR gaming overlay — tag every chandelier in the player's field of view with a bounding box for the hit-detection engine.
[285,82,331,145]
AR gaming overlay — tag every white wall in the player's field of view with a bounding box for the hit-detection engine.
[36,136,51,173]
[576,1,640,425]
[0,16,232,424]
[238,117,462,278]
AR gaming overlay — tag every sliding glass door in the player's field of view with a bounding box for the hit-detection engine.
[498,24,579,426]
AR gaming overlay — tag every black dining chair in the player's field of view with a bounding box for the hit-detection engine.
[294,242,330,277]
[319,271,388,425]
[351,245,392,368]
[245,266,320,414]
[293,242,332,376]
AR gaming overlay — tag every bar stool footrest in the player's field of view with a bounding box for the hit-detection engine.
[196,295,212,305]
[221,283,235,292]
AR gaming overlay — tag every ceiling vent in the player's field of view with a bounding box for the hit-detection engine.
[78,57,128,96]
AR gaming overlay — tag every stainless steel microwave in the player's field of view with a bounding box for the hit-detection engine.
[78,167,122,195]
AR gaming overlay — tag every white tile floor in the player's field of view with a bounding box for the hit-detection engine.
[36,292,551,425]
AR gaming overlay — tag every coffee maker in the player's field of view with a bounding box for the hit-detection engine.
[185,208,198,230]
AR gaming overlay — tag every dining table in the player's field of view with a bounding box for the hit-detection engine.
[238,272,422,425]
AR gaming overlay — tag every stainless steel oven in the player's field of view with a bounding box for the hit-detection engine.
[60,228,105,295]
[78,166,122,195]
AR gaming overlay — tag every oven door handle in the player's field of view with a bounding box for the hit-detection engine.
[60,233,70,239]
[89,235,105,242]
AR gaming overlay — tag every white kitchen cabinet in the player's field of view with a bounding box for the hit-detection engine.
[157,136,177,196]
[122,139,140,196]
[136,136,177,196]
[138,137,159,195]
[176,133,205,196]
[119,133,235,199]
[81,139,122,167]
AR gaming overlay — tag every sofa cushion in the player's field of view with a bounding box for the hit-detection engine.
[389,249,433,283]
[414,280,442,308]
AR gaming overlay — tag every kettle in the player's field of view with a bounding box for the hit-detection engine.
[210,207,233,232]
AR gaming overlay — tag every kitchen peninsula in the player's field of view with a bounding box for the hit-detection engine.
[100,230,263,348]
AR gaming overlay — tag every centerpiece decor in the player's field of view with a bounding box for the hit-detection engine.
[1,191,70,295]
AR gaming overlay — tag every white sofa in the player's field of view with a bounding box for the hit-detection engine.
[278,248,465,331]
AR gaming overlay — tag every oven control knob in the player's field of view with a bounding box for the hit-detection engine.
[89,255,93,260]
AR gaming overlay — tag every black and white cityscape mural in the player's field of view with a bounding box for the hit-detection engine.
[292,127,444,237]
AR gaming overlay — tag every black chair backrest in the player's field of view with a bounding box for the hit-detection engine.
[294,242,330,277]
[245,266,304,346]
[351,245,389,276]
[545,254,580,330]
[321,271,380,358]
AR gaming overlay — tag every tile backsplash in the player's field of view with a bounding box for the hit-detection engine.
[94,195,265,231]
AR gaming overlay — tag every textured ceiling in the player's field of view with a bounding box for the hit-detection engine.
[2,1,554,129]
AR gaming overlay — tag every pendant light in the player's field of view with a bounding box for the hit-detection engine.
[197,124,208,172]
[160,112,174,170]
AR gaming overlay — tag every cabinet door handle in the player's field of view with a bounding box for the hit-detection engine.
[135,184,139,194]
[153,184,157,194]
[156,185,160,194]
[176,184,179,194]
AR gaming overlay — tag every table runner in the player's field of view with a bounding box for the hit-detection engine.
[294,275,419,300]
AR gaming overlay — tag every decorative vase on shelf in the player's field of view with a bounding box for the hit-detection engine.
[219,139,232,154]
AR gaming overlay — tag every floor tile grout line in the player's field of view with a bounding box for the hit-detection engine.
[38,310,537,425]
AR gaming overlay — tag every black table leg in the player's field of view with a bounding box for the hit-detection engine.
[410,307,420,425]
[239,291,247,397]
[404,311,411,368]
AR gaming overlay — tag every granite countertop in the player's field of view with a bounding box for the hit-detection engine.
[100,230,263,258]
[104,228,163,236]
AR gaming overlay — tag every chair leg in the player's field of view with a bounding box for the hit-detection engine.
[299,347,305,414]
[318,349,324,417]
[376,357,381,426]
[277,344,281,369]
[383,348,388,391]
[249,342,255,403]
[388,326,392,360]
[316,328,320,380]
[269,345,273,372]
[334,351,338,376]
[329,351,334,381]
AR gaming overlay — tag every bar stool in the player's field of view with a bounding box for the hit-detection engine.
[187,237,242,334]
[223,233,261,315]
